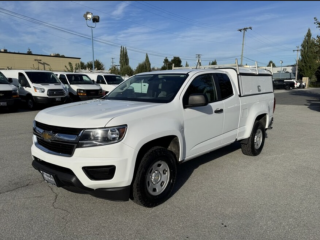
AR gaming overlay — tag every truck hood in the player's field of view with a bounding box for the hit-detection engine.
[0,83,17,91]
[33,83,65,90]
[35,99,162,128]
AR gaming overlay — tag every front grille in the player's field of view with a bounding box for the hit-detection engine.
[0,91,12,99]
[37,137,76,155]
[86,90,100,96]
[47,89,65,96]
[36,121,82,135]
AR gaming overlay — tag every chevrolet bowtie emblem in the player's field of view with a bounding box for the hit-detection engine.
[41,131,55,142]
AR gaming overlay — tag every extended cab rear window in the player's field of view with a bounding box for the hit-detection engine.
[213,73,233,100]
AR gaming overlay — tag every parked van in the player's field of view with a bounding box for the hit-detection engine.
[1,70,68,110]
[54,72,103,101]
[86,73,124,95]
[0,71,20,111]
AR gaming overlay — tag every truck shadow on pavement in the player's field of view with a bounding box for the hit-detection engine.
[172,142,242,196]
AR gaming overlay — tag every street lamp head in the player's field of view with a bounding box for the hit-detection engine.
[83,11,93,20]
[280,60,283,64]
[92,15,100,23]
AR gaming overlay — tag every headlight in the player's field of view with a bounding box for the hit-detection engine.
[78,125,127,148]
[34,87,45,93]
[12,89,19,98]
[77,89,86,96]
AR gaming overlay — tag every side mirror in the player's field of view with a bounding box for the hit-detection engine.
[92,80,95,84]
[8,78,13,83]
[185,93,208,108]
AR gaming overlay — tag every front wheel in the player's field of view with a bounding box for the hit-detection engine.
[132,146,177,207]
[241,121,266,156]
[26,96,36,110]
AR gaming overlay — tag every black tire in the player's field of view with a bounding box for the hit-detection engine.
[241,121,265,156]
[26,96,36,110]
[285,85,290,90]
[132,146,177,207]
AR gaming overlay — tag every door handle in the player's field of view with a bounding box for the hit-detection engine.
[214,108,223,113]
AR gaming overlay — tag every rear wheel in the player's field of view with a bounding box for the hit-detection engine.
[132,146,177,207]
[241,121,265,156]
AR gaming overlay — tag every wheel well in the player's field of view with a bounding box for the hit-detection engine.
[133,136,179,181]
[256,114,267,129]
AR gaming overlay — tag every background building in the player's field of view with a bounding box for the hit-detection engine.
[0,49,80,71]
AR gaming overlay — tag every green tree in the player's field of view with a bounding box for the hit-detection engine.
[185,61,189,67]
[121,65,134,76]
[298,28,318,80]
[109,66,120,75]
[209,60,217,65]
[314,17,320,81]
[65,62,74,72]
[267,61,276,67]
[80,61,86,70]
[27,48,32,54]
[170,56,182,69]
[87,59,105,70]
[135,61,148,74]
[144,53,151,72]
[161,57,170,70]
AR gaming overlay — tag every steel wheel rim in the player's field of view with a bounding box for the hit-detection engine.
[146,160,170,196]
[254,129,263,149]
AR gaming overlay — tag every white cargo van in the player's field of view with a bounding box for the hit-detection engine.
[54,72,103,101]
[0,71,20,111]
[86,73,124,95]
[1,70,68,110]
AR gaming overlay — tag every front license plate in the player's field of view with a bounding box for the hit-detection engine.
[0,102,7,106]
[40,171,57,186]
[56,97,61,101]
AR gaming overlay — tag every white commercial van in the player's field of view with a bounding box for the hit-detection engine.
[1,70,68,110]
[54,72,102,101]
[0,71,20,111]
[86,73,124,95]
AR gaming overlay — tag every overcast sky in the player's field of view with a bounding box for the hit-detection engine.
[0,1,319,70]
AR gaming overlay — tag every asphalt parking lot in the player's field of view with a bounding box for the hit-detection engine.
[1,88,320,240]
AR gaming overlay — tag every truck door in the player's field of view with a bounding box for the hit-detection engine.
[182,74,224,159]
[213,73,240,145]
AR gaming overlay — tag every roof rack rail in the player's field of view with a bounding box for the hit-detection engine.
[172,59,273,75]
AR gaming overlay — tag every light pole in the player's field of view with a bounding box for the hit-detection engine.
[83,11,100,71]
[238,27,252,65]
[280,60,283,80]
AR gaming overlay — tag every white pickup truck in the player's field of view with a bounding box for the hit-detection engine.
[31,65,275,207]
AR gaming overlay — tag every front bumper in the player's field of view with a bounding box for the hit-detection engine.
[32,158,130,201]
[0,98,20,107]
[31,136,135,201]
[34,96,67,104]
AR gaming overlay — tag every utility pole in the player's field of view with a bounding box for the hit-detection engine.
[196,54,202,68]
[293,46,301,81]
[111,57,115,68]
[238,27,252,65]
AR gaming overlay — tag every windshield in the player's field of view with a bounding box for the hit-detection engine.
[0,72,10,84]
[66,74,93,85]
[25,72,60,84]
[104,75,124,85]
[105,73,188,103]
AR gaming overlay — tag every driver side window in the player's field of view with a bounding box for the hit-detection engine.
[97,75,105,84]
[18,73,30,87]
[183,74,217,105]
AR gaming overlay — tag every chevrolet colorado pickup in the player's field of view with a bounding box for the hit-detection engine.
[31,66,275,207]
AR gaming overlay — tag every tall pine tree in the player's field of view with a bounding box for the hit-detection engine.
[299,28,318,80]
